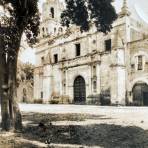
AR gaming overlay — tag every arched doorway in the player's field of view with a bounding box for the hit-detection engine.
[132,82,148,106]
[74,76,86,103]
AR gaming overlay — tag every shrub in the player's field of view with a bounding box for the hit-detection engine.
[49,99,59,104]
[34,99,43,104]
[100,96,111,106]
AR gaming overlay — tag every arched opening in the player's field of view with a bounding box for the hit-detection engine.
[59,27,63,33]
[132,82,148,106]
[23,88,27,102]
[73,76,86,103]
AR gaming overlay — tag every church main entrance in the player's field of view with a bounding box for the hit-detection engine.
[74,76,86,104]
[132,83,148,106]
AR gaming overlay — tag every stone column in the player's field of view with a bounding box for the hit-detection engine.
[110,48,126,105]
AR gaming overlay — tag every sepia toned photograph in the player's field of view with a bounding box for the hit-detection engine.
[0,0,148,147]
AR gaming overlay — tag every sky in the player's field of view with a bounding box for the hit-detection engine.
[19,48,35,64]
[20,0,148,65]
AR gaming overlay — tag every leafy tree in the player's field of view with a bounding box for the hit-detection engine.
[23,63,34,81]
[61,0,117,33]
[17,62,34,83]
[0,0,39,131]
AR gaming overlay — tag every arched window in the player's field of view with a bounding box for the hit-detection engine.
[23,88,27,102]
[50,7,54,18]
[59,27,63,33]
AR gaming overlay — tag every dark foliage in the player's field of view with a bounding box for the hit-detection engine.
[61,0,117,33]
[17,62,34,83]
[0,0,40,55]
[22,63,34,81]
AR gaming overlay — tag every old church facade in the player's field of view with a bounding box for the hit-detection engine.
[34,0,148,105]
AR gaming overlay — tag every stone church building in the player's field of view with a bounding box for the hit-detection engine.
[34,0,148,105]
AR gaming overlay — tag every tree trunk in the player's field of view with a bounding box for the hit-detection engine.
[10,56,22,130]
[1,95,10,131]
[0,51,11,131]
[0,33,23,131]
[1,92,11,131]
[8,39,23,131]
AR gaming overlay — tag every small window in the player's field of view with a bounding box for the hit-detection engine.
[63,48,66,53]
[41,91,43,99]
[42,27,45,37]
[46,28,48,34]
[138,55,143,70]
[50,7,54,18]
[63,83,66,94]
[93,81,97,92]
[75,43,81,57]
[131,64,135,72]
[41,56,45,64]
[54,28,56,33]
[42,27,45,32]
[105,39,111,52]
[93,40,96,44]
[93,66,96,77]
[54,54,58,63]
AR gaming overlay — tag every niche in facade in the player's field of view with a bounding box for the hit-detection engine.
[50,7,54,18]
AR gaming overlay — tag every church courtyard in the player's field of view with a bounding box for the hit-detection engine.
[0,104,148,147]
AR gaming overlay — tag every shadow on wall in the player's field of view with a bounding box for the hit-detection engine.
[100,88,111,105]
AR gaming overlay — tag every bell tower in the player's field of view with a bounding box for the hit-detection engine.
[40,0,64,37]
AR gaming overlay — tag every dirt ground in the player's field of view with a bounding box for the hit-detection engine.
[0,105,148,148]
